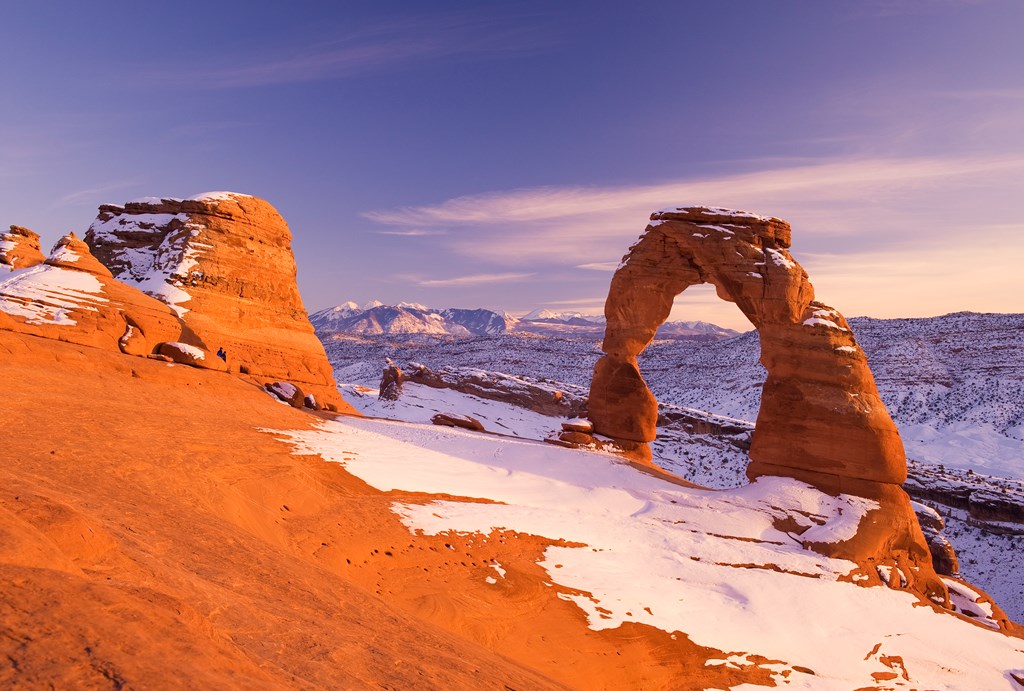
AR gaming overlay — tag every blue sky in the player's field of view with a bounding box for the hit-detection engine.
[3,0,1022,329]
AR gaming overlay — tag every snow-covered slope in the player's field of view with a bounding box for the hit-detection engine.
[270,416,1024,690]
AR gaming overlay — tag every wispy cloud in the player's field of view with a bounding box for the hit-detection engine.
[172,13,552,89]
[576,261,619,272]
[416,271,534,287]
[366,154,1024,328]
[375,228,448,237]
[364,156,1023,228]
[55,180,139,207]
[365,154,1024,263]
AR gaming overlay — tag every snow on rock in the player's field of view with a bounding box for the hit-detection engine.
[656,205,773,222]
[0,225,45,270]
[85,193,351,412]
[85,210,201,315]
[269,417,1024,690]
[0,265,106,325]
[186,191,252,202]
[164,341,205,360]
[802,308,848,331]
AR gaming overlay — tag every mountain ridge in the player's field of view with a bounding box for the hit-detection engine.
[312,300,740,341]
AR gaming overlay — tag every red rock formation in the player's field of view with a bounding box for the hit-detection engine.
[84,193,351,412]
[379,359,403,401]
[0,233,189,355]
[589,206,945,602]
[0,225,45,270]
[45,233,113,277]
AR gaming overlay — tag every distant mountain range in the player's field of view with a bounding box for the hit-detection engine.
[310,301,740,341]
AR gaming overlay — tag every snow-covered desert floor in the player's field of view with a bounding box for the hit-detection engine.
[269,415,1024,690]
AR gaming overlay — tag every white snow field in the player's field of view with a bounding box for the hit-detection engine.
[0,264,107,325]
[270,417,1024,691]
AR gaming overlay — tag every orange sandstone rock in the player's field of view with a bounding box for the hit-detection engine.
[0,225,45,270]
[84,193,351,412]
[0,234,190,356]
[589,206,942,601]
[591,206,904,485]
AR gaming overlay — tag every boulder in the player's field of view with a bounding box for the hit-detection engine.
[0,225,45,270]
[266,381,305,408]
[157,341,227,372]
[431,413,484,432]
[84,193,354,413]
[562,418,593,433]
[558,430,595,445]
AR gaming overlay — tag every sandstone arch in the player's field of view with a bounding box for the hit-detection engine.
[589,206,906,487]
[589,206,948,602]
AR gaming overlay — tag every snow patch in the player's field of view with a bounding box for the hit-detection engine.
[0,265,106,325]
[268,418,1024,689]
[166,342,205,360]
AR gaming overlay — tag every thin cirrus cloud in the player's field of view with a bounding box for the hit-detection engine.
[416,272,535,288]
[576,262,620,272]
[55,180,139,207]
[364,154,1024,265]
[366,154,1024,325]
[175,14,552,89]
[375,228,448,237]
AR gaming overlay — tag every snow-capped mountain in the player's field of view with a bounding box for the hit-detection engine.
[311,301,514,337]
[520,308,604,323]
[516,308,740,340]
[313,301,740,341]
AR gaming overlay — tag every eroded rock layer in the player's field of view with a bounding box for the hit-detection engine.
[0,233,191,355]
[84,192,350,411]
[0,225,45,270]
[589,206,945,601]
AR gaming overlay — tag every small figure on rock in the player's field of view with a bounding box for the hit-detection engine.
[216,347,227,362]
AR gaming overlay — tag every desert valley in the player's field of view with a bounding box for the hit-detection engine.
[1,192,1022,689]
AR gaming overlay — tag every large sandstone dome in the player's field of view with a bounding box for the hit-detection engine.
[84,192,348,410]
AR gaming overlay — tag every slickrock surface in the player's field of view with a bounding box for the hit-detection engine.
[0,225,45,270]
[589,206,944,601]
[84,192,349,412]
[0,330,779,690]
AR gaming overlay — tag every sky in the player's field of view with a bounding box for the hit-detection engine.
[2,0,1023,330]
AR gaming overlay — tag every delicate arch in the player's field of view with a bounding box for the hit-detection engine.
[588,206,905,486]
